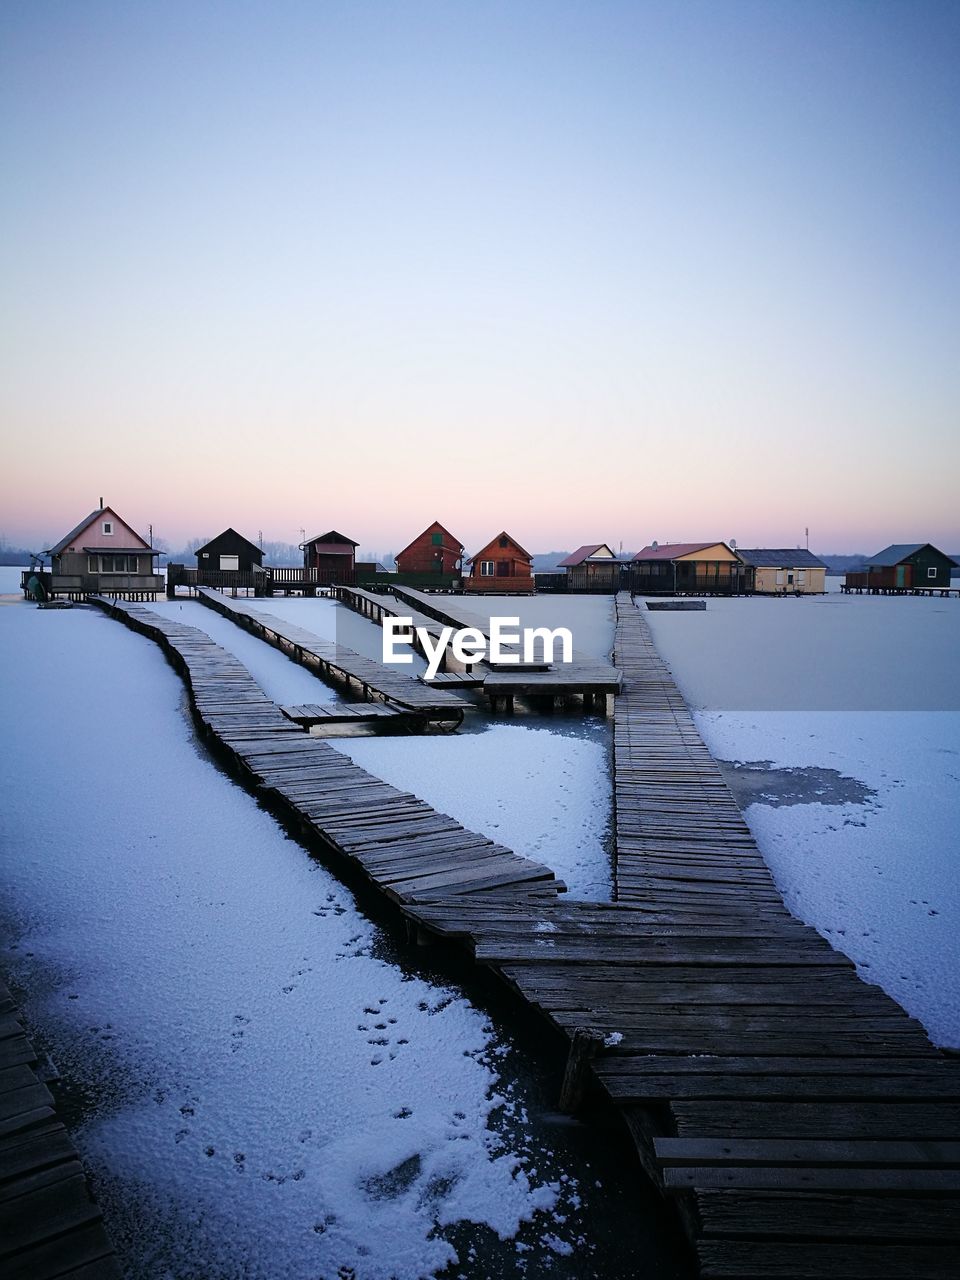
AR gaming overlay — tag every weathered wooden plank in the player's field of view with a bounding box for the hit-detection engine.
[696,1241,960,1279]
[671,1100,960,1139]
[655,1136,960,1167]
[2,1219,119,1280]
[693,1189,960,1241]
[665,1165,960,1191]
[0,1081,55,1123]
[0,1173,102,1255]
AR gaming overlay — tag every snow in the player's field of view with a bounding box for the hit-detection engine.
[454,595,615,660]
[643,593,960,1048]
[0,602,596,1278]
[255,594,430,675]
[148,599,339,705]
[0,565,27,594]
[333,723,613,900]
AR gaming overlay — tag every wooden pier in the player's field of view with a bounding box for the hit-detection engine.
[338,583,622,711]
[0,977,120,1280]
[90,598,560,904]
[89,593,960,1277]
[195,588,466,727]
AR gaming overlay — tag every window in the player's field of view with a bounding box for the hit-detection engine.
[798,570,806,584]
[928,566,937,579]
[776,571,784,586]
[220,554,240,571]
[479,560,495,576]
[102,521,113,535]
[202,551,210,559]
[431,532,442,546]
[94,554,138,573]
[499,537,509,548]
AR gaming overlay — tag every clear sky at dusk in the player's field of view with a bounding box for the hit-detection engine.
[1,0,958,554]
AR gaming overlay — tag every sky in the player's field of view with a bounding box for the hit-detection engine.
[1,0,958,555]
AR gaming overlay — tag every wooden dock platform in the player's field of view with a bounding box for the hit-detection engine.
[0,977,121,1280]
[88,592,960,1277]
[280,701,401,727]
[342,584,622,709]
[195,588,466,726]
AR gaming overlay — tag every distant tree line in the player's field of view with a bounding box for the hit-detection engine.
[0,537,41,566]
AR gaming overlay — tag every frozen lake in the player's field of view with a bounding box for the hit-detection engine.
[0,599,676,1279]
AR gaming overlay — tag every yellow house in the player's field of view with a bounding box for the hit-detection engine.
[737,549,827,594]
[631,542,748,595]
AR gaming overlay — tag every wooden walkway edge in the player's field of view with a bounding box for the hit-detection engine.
[0,977,121,1280]
[194,588,466,725]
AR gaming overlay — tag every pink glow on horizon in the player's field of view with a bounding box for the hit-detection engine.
[3,459,957,557]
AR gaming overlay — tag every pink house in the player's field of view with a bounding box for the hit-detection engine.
[34,502,163,600]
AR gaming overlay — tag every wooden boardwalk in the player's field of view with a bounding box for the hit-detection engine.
[599,593,960,1274]
[0,978,120,1280]
[91,597,561,904]
[88,592,960,1277]
[195,587,466,726]
[344,584,622,708]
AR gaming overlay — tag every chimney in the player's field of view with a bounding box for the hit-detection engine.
[99,496,104,509]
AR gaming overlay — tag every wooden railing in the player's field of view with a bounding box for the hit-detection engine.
[22,570,164,599]
[166,564,357,592]
[463,574,536,594]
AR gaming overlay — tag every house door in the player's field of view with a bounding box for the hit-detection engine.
[896,565,905,589]
[497,561,510,577]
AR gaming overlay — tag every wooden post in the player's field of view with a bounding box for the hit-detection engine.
[559,1027,605,1113]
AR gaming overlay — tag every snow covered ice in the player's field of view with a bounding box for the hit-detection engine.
[0,602,597,1279]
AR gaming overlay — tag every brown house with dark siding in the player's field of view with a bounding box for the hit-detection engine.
[465,531,535,594]
[300,529,358,586]
[395,521,464,577]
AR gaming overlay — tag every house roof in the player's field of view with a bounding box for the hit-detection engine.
[46,506,152,555]
[633,542,735,562]
[559,543,618,567]
[195,528,262,558]
[82,546,157,556]
[736,548,827,569]
[300,529,359,550]
[467,531,534,563]
[396,521,463,559]
[866,543,958,567]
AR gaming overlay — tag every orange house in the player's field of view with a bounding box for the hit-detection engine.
[465,531,535,594]
[395,521,463,576]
